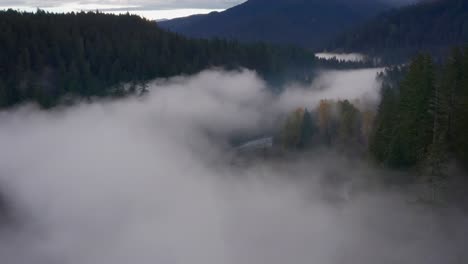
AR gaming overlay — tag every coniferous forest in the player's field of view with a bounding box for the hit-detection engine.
[329,0,468,63]
[371,48,468,171]
[0,10,318,108]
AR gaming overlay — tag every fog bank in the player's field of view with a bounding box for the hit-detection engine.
[315,53,366,62]
[0,69,466,264]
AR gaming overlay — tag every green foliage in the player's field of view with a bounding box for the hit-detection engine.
[371,55,436,168]
[337,100,361,147]
[298,109,316,149]
[447,47,468,166]
[370,83,399,163]
[371,47,468,177]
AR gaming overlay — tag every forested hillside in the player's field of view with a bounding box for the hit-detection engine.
[0,10,316,108]
[159,0,388,49]
[370,48,468,172]
[329,0,468,63]
[278,47,468,201]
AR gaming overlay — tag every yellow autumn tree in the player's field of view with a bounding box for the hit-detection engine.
[317,100,332,144]
[281,108,305,149]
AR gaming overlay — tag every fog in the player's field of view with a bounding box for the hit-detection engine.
[0,69,467,264]
[315,53,366,62]
[277,68,382,112]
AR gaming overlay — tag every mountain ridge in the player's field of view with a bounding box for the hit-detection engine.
[328,0,468,62]
[159,0,390,49]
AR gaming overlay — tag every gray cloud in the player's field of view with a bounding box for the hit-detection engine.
[0,69,466,264]
[0,0,245,9]
[0,0,420,10]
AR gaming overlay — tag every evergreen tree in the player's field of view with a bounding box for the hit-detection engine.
[337,100,361,148]
[385,54,435,168]
[370,48,468,181]
[449,48,468,166]
[298,109,316,149]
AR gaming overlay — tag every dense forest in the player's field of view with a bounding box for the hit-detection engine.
[371,48,468,172]
[279,47,468,202]
[0,10,319,108]
[329,0,468,63]
[159,0,388,49]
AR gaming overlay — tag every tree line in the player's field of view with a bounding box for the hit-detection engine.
[279,99,374,156]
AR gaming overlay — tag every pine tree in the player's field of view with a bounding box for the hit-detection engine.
[370,83,399,164]
[423,61,451,203]
[337,100,361,148]
[450,47,468,166]
[281,108,305,149]
[372,55,436,168]
[298,109,316,149]
[390,55,435,167]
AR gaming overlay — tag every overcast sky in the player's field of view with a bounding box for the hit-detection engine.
[0,0,416,19]
[0,0,245,19]
[0,0,246,9]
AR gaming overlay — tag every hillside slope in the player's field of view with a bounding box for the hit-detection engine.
[159,0,389,49]
[329,0,468,62]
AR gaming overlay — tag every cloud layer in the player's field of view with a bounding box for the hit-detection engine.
[0,69,466,264]
[0,0,418,11]
[0,0,244,10]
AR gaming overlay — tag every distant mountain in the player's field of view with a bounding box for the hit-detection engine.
[158,0,390,49]
[329,0,468,62]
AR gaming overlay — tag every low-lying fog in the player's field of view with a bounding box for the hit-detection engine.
[315,53,365,62]
[0,69,467,264]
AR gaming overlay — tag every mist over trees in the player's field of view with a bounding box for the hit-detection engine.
[1,69,467,262]
[0,1,467,262]
[280,100,372,153]
[279,48,468,171]
[276,48,468,203]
